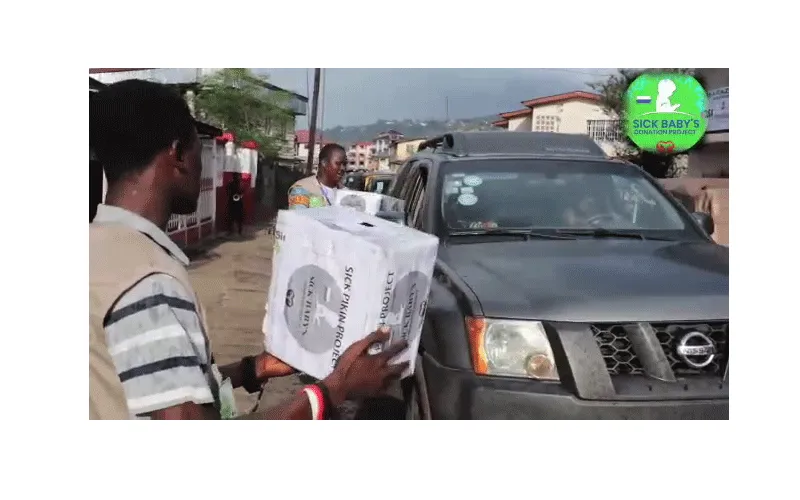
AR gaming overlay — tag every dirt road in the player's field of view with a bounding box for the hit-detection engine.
[187,227,304,414]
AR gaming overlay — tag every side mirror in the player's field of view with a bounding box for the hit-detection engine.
[691,212,715,236]
[375,211,406,226]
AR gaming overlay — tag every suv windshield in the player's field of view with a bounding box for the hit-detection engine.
[439,159,700,238]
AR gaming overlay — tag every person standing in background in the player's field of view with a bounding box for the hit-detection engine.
[227,172,245,236]
[288,143,347,209]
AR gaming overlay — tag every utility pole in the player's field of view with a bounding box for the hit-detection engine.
[306,68,322,175]
[445,96,449,122]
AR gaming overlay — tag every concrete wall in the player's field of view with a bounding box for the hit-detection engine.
[688,141,729,178]
[508,115,532,131]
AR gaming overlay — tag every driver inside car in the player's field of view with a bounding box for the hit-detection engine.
[562,186,621,227]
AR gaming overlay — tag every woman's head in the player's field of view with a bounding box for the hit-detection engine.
[318,144,347,187]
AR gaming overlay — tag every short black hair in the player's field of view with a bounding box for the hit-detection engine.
[319,143,346,164]
[90,79,196,184]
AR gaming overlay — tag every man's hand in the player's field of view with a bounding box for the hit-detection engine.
[322,327,409,405]
[256,353,297,380]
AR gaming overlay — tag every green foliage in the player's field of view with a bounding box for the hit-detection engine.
[590,68,694,178]
[195,68,294,158]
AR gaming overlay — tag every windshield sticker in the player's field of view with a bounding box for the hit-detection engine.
[445,186,459,195]
[457,193,478,206]
[463,175,483,187]
[460,186,474,194]
[450,173,465,178]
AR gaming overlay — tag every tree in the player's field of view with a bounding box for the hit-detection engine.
[589,68,695,178]
[195,68,294,159]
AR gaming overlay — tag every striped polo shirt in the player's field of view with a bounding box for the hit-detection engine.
[94,204,220,418]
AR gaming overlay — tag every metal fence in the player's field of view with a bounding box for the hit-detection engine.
[587,119,622,143]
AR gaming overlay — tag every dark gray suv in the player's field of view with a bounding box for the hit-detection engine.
[388,131,728,419]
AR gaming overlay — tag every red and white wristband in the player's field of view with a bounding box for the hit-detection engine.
[303,385,326,420]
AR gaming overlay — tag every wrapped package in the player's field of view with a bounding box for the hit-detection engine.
[264,206,438,380]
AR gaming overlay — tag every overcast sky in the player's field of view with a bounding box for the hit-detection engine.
[256,68,617,128]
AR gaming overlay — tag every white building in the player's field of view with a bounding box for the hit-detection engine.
[492,91,622,156]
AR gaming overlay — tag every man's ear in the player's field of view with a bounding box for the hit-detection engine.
[169,140,188,173]
[169,140,184,161]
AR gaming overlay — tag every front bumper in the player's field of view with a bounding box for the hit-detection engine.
[422,353,728,420]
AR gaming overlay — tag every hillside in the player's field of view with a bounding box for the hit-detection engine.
[319,116,499,145]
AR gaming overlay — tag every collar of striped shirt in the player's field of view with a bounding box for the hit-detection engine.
[93,204,190,266]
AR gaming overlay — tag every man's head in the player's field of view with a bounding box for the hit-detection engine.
[318,143,347,187]
[90,79,202,216]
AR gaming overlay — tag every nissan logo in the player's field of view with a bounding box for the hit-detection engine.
[676,331,717,369]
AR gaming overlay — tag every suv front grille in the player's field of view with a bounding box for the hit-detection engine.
[591,322,728,377]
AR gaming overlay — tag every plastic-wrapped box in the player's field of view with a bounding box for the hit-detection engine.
[264,206,438,380]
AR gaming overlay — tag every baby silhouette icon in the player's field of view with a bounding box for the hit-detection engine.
[656,79,681,113]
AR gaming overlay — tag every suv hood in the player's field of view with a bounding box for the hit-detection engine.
[439,239,729,323]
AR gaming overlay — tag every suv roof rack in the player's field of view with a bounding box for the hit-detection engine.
[418,131,607,158]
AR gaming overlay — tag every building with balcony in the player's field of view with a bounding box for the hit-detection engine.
[347,142,373,171]
[492,91,622,156]
[687,68,729,178]
[373,130,404,171]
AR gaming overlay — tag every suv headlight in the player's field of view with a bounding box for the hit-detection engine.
[466,317,559,381]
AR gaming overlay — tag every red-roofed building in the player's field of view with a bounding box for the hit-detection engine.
[295,129,323,144]
[492,90,622,156]
[295,130,336,166]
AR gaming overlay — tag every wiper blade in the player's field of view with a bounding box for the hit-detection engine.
[450,228,576,240]
[555,228,673,241]
[555,228,646,239]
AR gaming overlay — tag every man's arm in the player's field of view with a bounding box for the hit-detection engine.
[103,273,218,418]
[105,273,313,420]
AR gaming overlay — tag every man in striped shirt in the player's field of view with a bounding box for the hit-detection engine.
[90,79,408,419]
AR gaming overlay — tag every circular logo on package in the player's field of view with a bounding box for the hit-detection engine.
[339,194,367,212]
[283,265,342,353]
[382,271,430,344]
[625,73,708,154]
